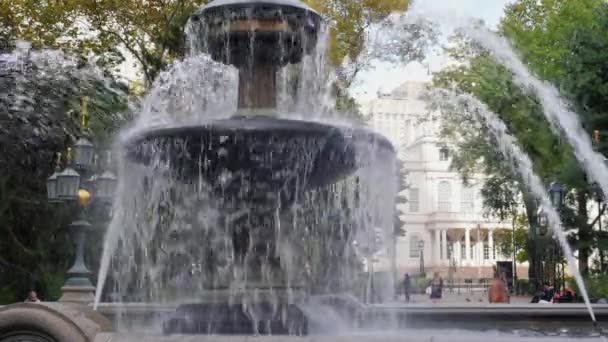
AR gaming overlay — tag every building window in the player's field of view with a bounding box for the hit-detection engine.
[447,243,454,260]
[439,147,449,161]
[409,235,421,258]
[461,185,475,213]
[461,242,466,259]
[484,244,490,260]
[409,188,419,212]
[438,181,451,211]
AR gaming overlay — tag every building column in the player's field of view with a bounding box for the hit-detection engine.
[441,229,448,263]
[465,228,471,264]
[434,229,441,264]
[488,230,494,261]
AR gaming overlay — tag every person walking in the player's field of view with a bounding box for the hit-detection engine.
[403,273,411,303]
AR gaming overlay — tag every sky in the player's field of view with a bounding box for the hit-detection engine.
[350,0,513,102]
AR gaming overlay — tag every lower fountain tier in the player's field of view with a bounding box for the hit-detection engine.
[124,116,395,194]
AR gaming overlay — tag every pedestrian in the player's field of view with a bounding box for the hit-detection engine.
[489,270,509,303]
[24,290,40,303]
[403,273,411,303]
[429,272,443,300]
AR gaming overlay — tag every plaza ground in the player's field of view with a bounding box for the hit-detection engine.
[395,292,532,304]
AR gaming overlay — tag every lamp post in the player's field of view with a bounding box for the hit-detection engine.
[511,215,517,293]
[590,181,605,273]
[536,206,549,286]
[548,180,564,289]
[591,132,607,272]
[45,98,117,304]
[419,240,425,275]
[549,181,564,210]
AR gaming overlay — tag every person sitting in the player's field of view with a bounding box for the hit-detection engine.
[539,282,554,303]
[554,285,575,303]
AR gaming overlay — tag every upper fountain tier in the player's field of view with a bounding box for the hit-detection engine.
[191,0,322,68]
[124,0,395,196]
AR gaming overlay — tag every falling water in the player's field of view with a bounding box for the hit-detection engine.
[94,4,402,325]
[429,88,596,322]
[461,25,608,205]
[1,41,126,117]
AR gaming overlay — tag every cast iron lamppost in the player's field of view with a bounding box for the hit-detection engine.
[590,181,605,273]
[548,180,564,289]
[536,206,548,285]
[46,97,117,304]
[591,130,608,272]
[419,240,425,275]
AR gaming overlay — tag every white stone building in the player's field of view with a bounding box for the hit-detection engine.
[363,81,525,281]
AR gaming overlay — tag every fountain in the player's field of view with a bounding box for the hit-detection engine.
[102,0,396,335]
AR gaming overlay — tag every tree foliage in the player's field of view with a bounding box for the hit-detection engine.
[3,0,410,87]
[306,0,410,67]
[433,0,608,277]
[0,47,128,303]
[1,0,207,86]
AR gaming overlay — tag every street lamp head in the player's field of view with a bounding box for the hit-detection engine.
[56,167,80,200]
[46,152,63,202]
[535,206,549,235]
[84,174,98,193]
[549,181,564,209]
[418,240,425,249]
[46,171,59,202]
[73,137,95,170]
[96,170,117,203]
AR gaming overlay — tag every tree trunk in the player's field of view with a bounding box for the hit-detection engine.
[576,190,590,276]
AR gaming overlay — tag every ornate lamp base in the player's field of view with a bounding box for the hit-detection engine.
[58,284,95,304]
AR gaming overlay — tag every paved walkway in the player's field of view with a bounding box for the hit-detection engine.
[397,293,532,304]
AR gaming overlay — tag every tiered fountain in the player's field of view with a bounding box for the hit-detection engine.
[117,0,395,335]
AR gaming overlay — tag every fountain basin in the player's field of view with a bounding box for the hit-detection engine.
[124,116,394,200]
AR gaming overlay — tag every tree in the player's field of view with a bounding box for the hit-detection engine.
[431,46,572,281]
[500,0,608,275]
[0,47,128,303]
[431,0,608,276]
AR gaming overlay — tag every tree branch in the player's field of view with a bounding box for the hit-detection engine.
[590,203,606,227]
[0,254,35,278]
[94,26,153,85]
